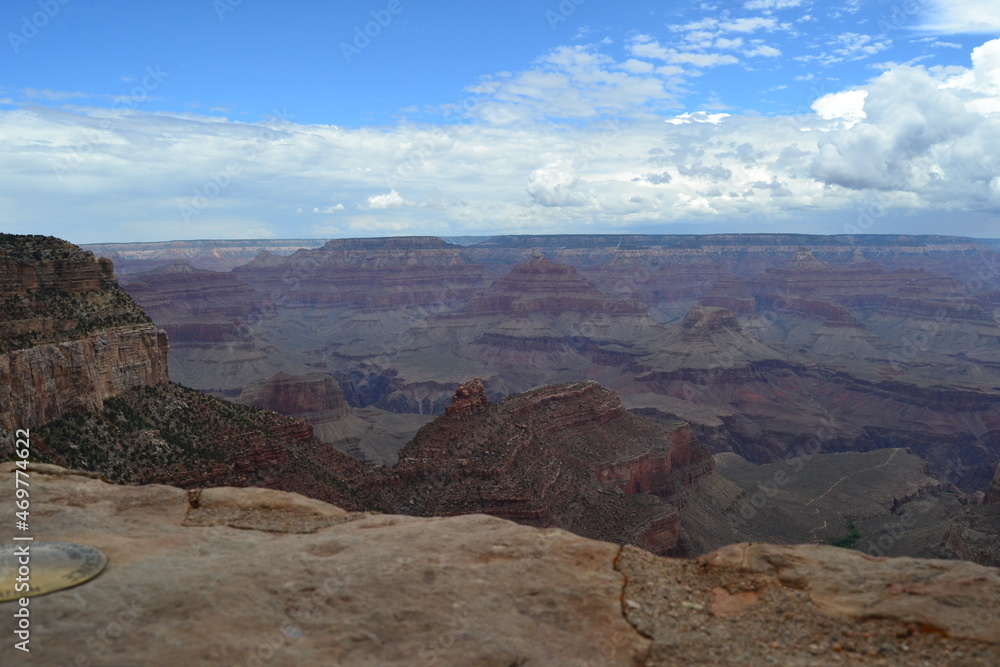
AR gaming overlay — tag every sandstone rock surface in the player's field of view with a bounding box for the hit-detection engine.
[2,465,998,666]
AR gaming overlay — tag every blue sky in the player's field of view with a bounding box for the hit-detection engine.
[2,0,1000,243]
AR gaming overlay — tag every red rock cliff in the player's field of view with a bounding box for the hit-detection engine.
[0,235,169,431]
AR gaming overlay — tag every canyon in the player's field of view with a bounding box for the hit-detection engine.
[10,233,979,560]
[4,232,1000,664]
[113,234,1000,494]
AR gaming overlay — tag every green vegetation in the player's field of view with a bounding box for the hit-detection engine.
[0,235,153,352]
[25,383,284,484]
[0,282,152,353]
[829,521,861,549]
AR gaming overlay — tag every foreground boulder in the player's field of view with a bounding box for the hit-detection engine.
[1,464,998,666]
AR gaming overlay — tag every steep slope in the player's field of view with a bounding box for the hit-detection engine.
[0,234,168,431]
[31,382,368,505]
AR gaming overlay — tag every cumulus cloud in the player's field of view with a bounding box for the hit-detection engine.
[526,162,589,207]
[361,189,409,210]
[811,55,994,198]
[811,90,868,124]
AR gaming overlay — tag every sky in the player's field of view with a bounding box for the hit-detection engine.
[2,0,1000,244]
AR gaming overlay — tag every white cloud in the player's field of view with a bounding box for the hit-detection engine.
[795,33,892,65]
[811,56,993,196]
[526,162,589,207]
[812,90,868,124]
[361,190,408,210]
[743,0,803,9]
[667,52,741,67]
[664,111,731,125]
[313,204,345,213]
[620,59,654,73]
[746,44,782,58]
[20,88,90,101]
[918,1,1000,34]
[464,45,677,122]
[719,17,780,33]
[630,36,740,68]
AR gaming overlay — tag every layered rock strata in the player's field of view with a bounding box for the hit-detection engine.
[0,235,168,431]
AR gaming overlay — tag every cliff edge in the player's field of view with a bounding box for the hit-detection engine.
[0,234,169,431]
[1,463,997,666]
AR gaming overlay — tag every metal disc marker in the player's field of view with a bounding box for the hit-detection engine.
[0,542,108,602]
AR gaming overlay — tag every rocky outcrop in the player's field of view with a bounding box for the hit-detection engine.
[238,372,350,420]
[0,235,169,431]
[443,377,489,417]
[232,372,419,466]
[3,463,997,665]
[29,381,364,491]
[941,504,1000,568]
[0,325,169,431]
[681,305,744,337]
[361,379,718,555]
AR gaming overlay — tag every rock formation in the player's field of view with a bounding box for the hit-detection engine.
[443,376,489,416]
[0,234,169,431]
[238,372,350,419]
[460,254,648,316]
[989,464,1000,504]
[234,371,422,466]
[2,463,997,665]
[357,379,722,555]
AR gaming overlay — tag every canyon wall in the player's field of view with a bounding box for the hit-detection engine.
[0,235,169,431]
